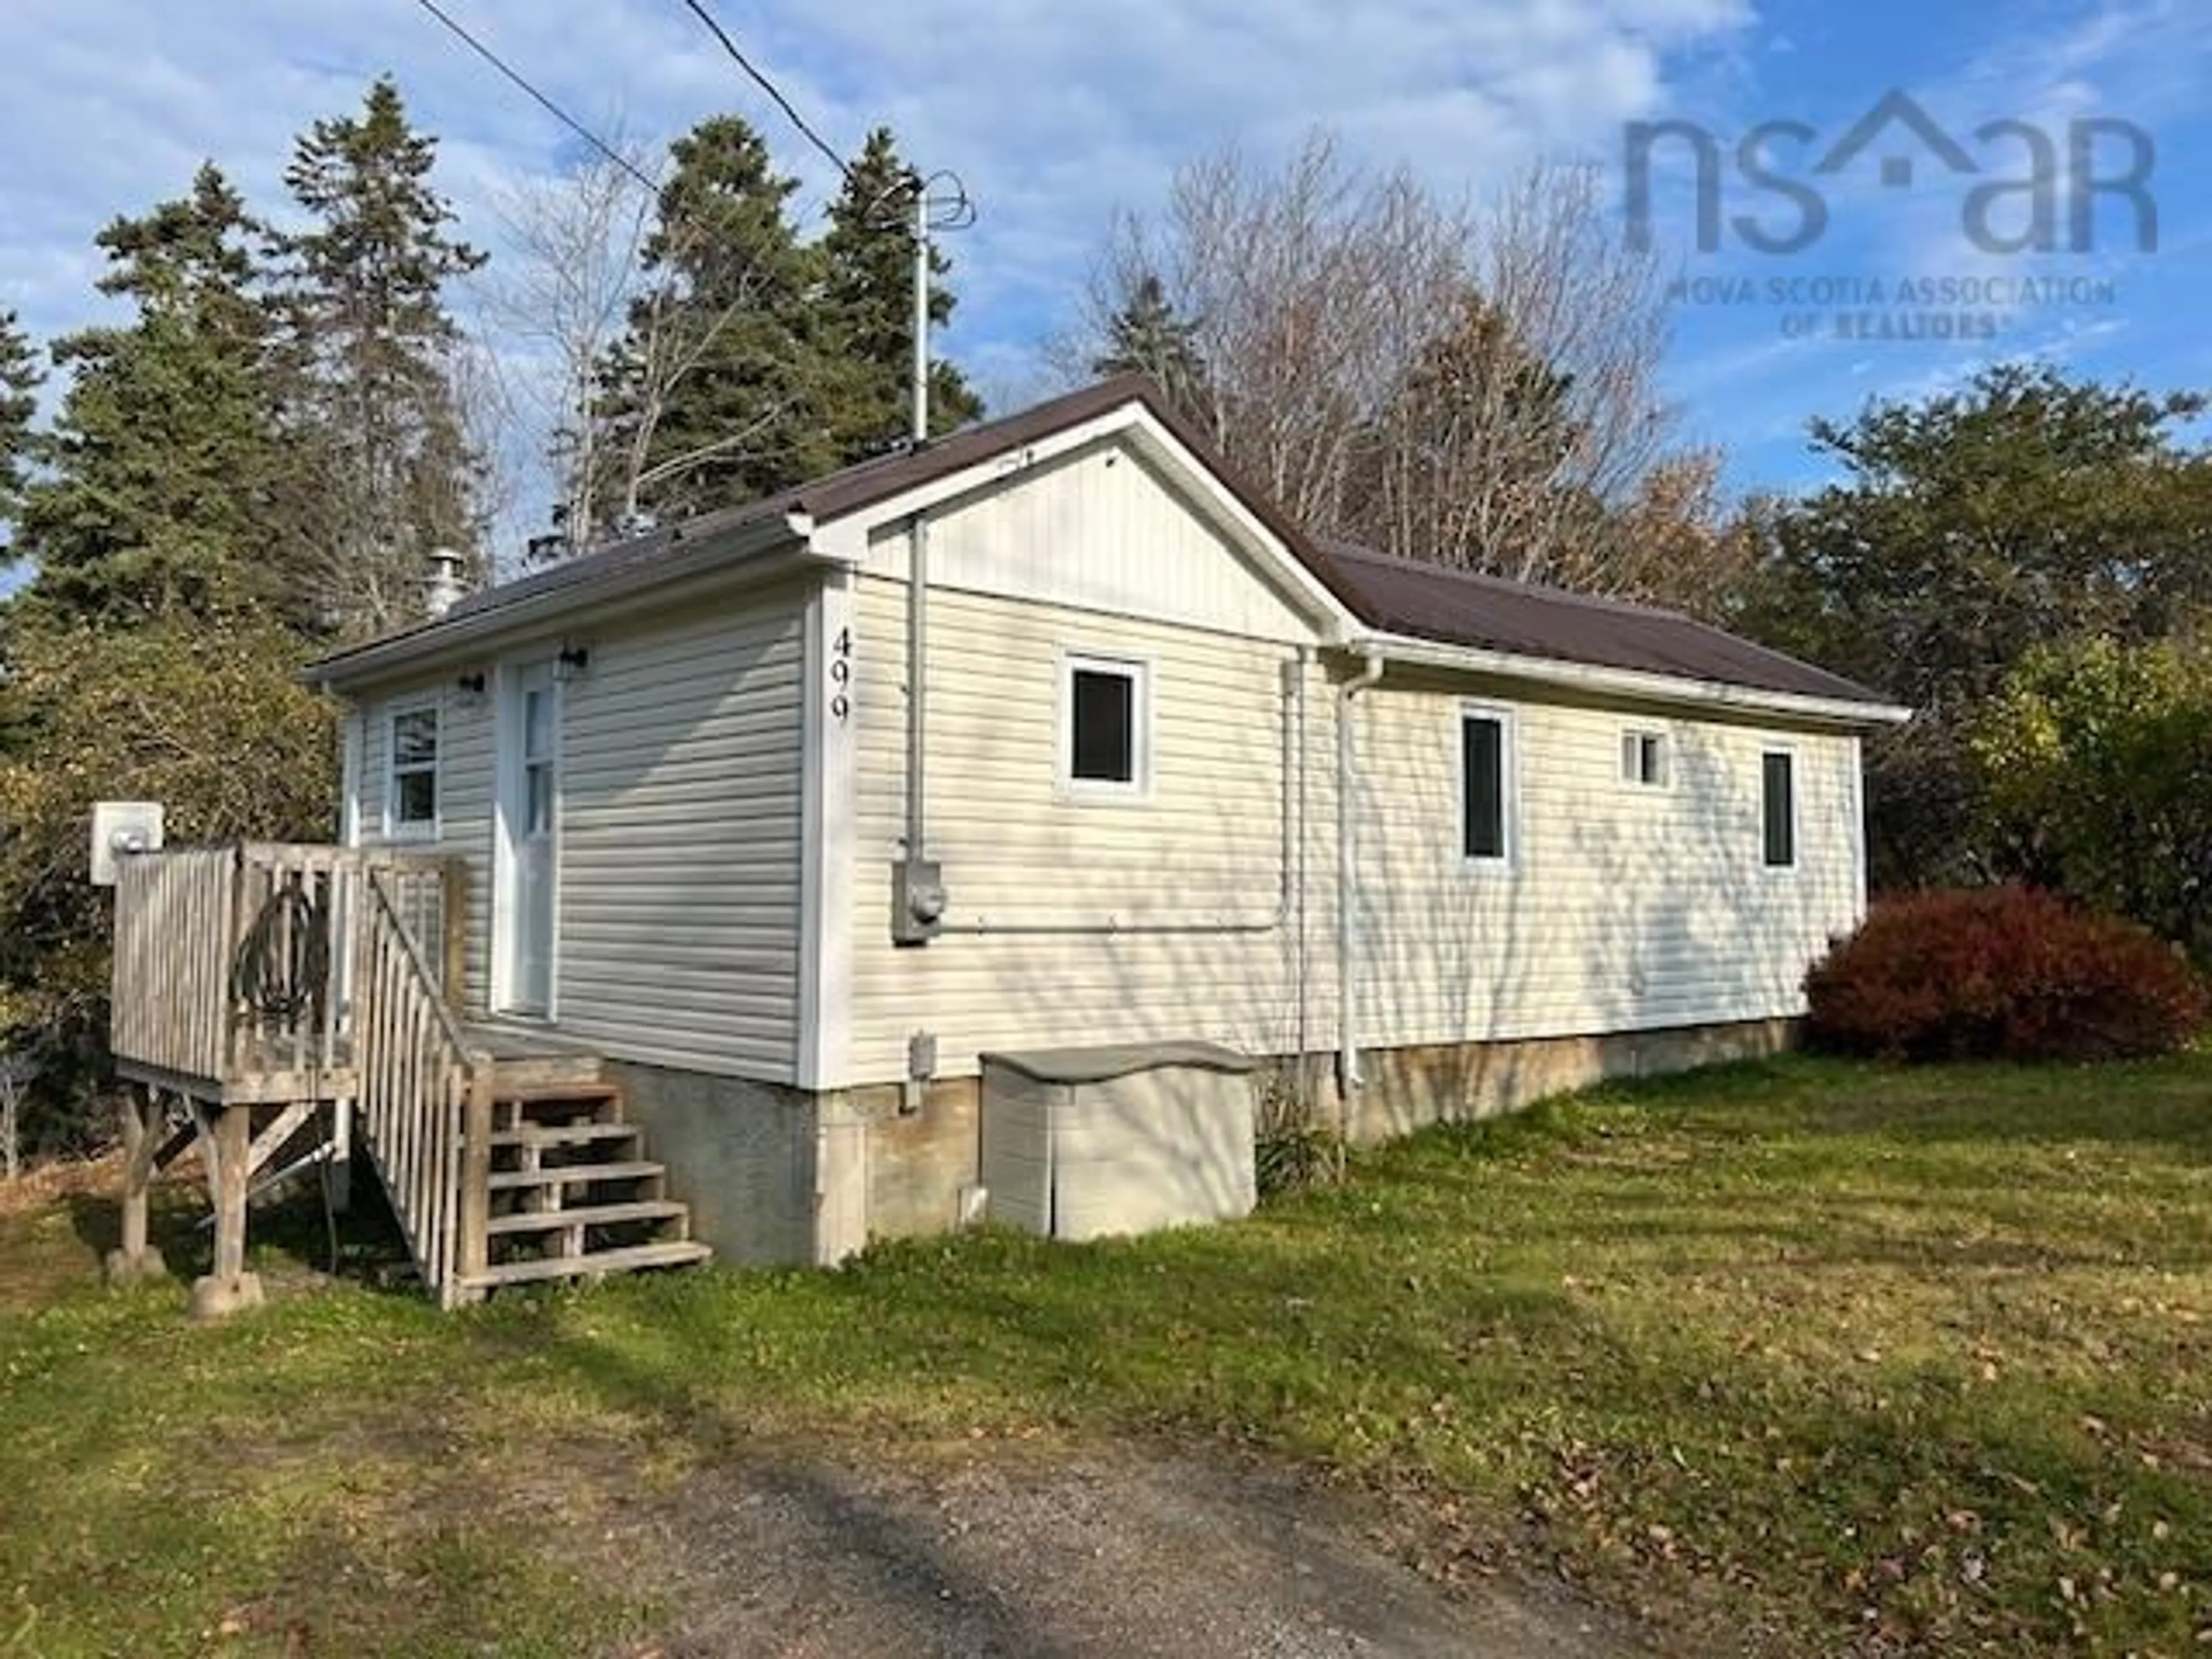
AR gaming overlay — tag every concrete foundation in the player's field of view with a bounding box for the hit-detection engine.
[839,1078,984,1241]
[607,1060,819,1266]
[1321,1017,1800,1146]
[620,1018,1797,1266]
[102,1248,171,1287]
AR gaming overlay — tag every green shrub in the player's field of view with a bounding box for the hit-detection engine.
[1969,637,2212,961]
[1804,886,2207,1063]
[0,618,336,1150]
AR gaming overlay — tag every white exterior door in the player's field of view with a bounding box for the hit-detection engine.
[498,659,559,1017]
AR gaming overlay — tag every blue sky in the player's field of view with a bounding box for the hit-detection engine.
[1,0,2206,594]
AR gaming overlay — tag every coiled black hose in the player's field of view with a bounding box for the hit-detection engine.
[231,881,331,1025]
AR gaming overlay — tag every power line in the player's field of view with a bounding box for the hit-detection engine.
[668,0,982,236]
[409,0,658,193]
[674,0,853,184]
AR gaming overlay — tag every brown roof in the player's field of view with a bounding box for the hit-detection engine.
[321,374,1893,711]
[1316,540,1885,705]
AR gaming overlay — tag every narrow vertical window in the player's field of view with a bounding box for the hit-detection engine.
[1762,749,1796,869]
[1461,710,1510,863]
[1620,729,1668,787]
[388,703,440,836]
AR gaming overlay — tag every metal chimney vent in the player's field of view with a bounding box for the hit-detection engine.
[425,548,468,619]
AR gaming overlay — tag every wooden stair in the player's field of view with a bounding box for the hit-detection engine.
[468,1058,710,1290]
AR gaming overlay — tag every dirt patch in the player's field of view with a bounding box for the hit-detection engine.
[606,1440,1649,1658]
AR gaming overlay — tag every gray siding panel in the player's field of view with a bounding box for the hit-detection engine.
[555,593,807,1080]
[1351,683,1865,1046]
[844,576,1320,1085]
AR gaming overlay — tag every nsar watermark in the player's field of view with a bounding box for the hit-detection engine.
[1671,273,2121,342]
[1625,88,2157,257]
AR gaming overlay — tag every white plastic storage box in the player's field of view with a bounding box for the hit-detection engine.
[978,1041,1259,1241]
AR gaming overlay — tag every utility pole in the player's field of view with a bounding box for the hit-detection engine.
[910,171,930,448]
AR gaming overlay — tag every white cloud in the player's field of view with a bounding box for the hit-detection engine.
[17,0,2200,524]
[0,0,1759,540]
[1,0,1752,343]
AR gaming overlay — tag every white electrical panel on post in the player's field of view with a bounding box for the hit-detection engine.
[89,801,165,887]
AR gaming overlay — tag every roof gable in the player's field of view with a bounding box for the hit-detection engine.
[312,373,1896,716]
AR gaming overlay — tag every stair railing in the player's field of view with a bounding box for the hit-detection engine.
[352,866,494,1307]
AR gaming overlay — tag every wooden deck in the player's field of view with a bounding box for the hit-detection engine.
[111,843,463,1104]
[107,843,708,1312]
[109,843,486,1308]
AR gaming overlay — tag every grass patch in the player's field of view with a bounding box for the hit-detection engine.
[2,1055,2209,1653]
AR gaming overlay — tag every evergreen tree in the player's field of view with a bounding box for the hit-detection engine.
[0,310,39,543]
[589,115,833,532]
[14,165,286,625]
[278,76,487,637]
[1090,272,1207,416]
[819,128,982,454]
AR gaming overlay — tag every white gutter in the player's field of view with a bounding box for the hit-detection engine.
[1336,648,1385,1097]
[1348,631,1912,729]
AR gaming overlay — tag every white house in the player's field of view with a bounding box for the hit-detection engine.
[309,376,1909,1265]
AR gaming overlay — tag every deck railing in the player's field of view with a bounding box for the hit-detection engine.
[351,866,492,1306]
[109,840,485,1303]
[109,843,464,1098]
[112,847,240,1084]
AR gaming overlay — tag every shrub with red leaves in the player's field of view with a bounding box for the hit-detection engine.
[1804,887,2209,1063]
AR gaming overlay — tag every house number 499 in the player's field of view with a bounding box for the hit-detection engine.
[829,626,852,722]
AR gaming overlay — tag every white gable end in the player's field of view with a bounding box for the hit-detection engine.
[823,414,1342,647]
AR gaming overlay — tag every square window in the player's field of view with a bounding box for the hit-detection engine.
[1461,710,1512,863]
[1621,729,1668,787]
[1063,656,1147,795]
[1762,749,1796,868]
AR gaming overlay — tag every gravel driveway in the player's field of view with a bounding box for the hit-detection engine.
[623,1443,1650,1658]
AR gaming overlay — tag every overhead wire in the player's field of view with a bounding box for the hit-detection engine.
[413,0,979,484]
[675,0,854,185]
[408,0,660,193]
[671,0,978,236]
[410,0,978,236]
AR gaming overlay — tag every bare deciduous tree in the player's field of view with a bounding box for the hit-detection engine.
[1081,131,1719,608]
[476,140,814,555]
[477,149,656,560]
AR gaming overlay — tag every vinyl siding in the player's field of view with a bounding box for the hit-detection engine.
[851,431,1317,645]
[1349,675,1862,1048]
[353,672,496,1015]
[839,583,1864,1088]
[843,574,1331,1084]
[554,591,806,1079]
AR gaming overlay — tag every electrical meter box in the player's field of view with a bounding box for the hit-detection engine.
[89,801,165,887]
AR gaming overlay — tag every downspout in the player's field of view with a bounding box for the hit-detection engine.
[906,512,929,864]
[1337,649,1385,1097]
[891,512,946,944]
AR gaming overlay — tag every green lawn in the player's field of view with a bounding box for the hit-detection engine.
[2,1054,2209,1656]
